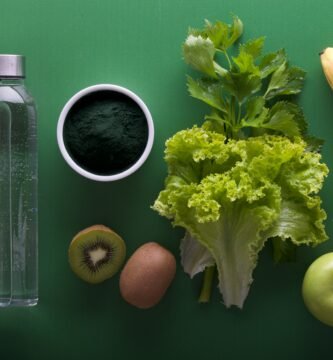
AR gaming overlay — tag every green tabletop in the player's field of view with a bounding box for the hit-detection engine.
[1,0,333,359]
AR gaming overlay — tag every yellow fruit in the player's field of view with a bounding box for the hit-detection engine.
[320,47,333,89]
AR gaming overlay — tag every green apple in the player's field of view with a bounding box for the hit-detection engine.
[302,252,333,327]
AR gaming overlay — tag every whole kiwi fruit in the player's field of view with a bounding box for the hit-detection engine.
[68,224,126,284]
[119,242,176,309]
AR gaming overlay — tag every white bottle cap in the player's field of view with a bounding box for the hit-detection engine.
[0,54,25,78]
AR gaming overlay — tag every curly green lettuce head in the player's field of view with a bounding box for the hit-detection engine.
[153,126,328,308]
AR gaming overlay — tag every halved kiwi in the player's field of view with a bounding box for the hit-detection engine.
[68,225,126,284]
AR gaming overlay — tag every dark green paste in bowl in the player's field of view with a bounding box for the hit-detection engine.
[63,90,149,176]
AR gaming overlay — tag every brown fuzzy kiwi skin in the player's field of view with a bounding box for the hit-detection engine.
[119,242,176,309]
[69,224,126,284]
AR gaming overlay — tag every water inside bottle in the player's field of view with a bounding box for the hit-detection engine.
[0,102,12,306]
[0,84,38,306]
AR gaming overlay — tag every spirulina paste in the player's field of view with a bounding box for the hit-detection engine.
[63,90,148,175]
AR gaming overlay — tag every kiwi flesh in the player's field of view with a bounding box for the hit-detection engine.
[68,225,126,284]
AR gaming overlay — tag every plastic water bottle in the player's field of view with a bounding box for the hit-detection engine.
[0,55,38,306]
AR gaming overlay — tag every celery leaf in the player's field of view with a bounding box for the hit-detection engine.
[259,49,286,78]
[183,35,217,78]
[187,76,226,113]
[221,72,261,103]
[265,63,306,99]
[240,37,265,59]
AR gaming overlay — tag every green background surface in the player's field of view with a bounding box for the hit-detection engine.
[1,0,333,359]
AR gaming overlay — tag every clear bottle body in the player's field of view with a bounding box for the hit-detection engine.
[0,78,38,306]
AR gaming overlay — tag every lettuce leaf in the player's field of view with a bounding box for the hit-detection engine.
[153,127,328,308]
[180,232,214,278]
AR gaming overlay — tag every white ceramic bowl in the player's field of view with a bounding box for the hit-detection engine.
[57,84,154,182]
